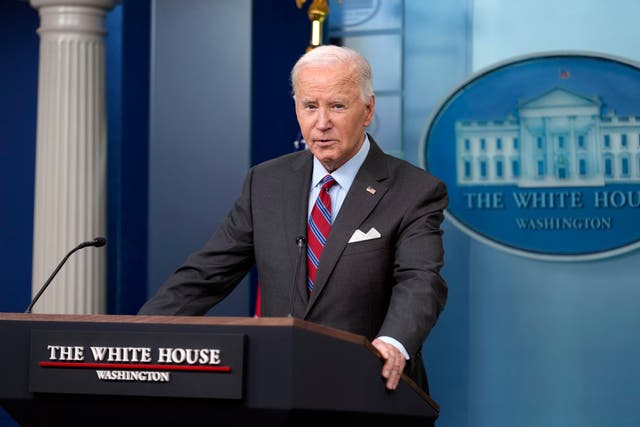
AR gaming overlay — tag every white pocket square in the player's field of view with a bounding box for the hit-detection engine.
[348,227,381,243]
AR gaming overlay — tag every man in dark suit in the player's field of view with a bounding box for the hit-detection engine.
[139,45,448,396]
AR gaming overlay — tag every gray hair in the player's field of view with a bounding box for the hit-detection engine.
[290,45,374,103]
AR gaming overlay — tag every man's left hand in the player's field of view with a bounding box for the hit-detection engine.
[371,338,406,390]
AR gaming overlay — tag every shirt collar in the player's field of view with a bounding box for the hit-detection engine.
[311,134,371,189]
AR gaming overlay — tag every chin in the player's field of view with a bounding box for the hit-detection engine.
[321,160,341,172]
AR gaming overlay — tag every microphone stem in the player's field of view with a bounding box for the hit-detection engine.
[288,236,306,317]
[25,241,97,314]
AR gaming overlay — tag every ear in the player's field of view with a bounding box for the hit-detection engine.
[363,94,375,127]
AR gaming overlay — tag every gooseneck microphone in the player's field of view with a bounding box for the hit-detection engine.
[25,237,107,314]
[287,235,306,317]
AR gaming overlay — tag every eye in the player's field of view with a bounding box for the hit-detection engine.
[332,103,346,110]
[303,102,318,111]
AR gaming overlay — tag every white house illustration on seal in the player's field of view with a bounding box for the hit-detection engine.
[455,87,640,187]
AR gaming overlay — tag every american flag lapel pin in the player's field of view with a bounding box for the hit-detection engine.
[366,186,376,195]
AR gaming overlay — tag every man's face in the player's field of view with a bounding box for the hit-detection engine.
[294,61,375,172]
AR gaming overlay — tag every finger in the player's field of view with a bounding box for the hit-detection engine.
[375,343,394,376]
[384,350,405,390]
[388,366,405,389]
[386,375,399,390]
[385,365,400,389]
[382,357,394,379]
[382,361,396,386]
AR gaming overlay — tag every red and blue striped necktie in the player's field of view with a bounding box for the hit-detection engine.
[307,174,336,294]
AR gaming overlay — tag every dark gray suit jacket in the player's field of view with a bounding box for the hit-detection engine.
[139,138,448,391]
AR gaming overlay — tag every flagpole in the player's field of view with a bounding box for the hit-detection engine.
[295,0,333,52]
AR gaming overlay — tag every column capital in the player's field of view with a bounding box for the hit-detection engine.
[30,0,119,36]
[30,0,119,9]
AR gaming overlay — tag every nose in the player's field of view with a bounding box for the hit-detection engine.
[315,108,332,130]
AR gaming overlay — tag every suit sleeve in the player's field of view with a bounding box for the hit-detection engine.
[377,177,449,358]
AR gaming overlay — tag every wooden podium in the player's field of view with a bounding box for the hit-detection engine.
[0,313,439,426]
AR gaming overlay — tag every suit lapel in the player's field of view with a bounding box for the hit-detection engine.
[281,151,313,307]
[305,139,389,315]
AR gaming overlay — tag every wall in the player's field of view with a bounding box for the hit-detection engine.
[0,0,39,314]
[146,0,253,315]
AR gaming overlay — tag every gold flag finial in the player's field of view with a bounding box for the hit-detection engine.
[296,0,332,51]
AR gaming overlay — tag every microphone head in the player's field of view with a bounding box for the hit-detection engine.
[93,237,107,247]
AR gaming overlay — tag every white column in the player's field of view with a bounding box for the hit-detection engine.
[29,0,117,314]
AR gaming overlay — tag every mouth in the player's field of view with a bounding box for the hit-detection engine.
[313,139,335,146]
